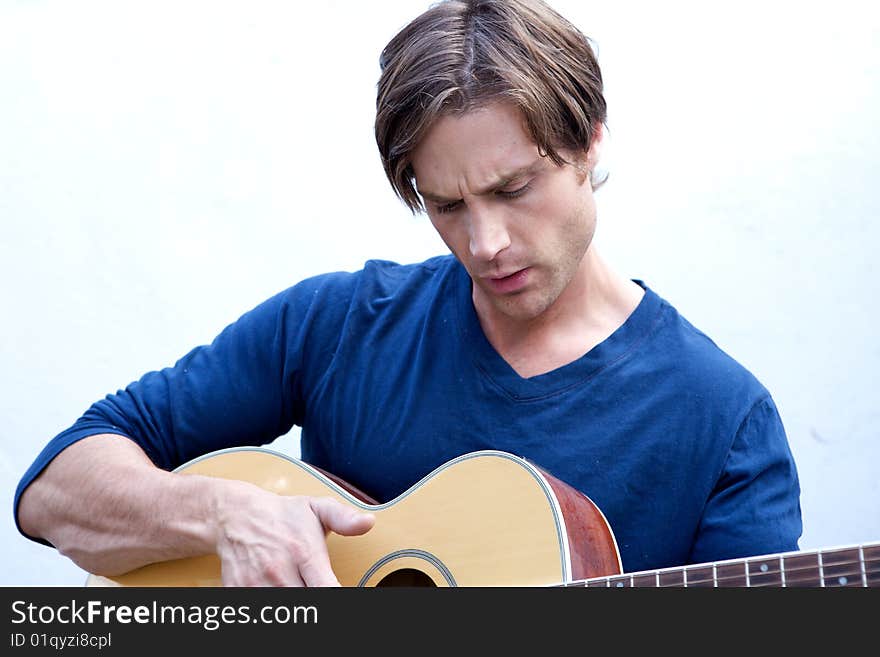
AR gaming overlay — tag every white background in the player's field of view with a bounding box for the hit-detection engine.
[1,0,877,585]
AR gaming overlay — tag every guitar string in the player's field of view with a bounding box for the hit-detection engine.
[584,562,879,587]
[567,554,880,587]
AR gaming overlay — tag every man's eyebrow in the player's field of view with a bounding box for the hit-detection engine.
[417,159,544,204]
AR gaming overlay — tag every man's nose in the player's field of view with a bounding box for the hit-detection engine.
[468,206,511,261]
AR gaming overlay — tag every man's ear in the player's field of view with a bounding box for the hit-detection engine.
[586,123,609,190]
[586,122,604,172]
[568,122,604,185]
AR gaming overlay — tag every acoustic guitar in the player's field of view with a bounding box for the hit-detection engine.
[85,448,879,588]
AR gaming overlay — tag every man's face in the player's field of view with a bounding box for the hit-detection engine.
[410,101,601,325]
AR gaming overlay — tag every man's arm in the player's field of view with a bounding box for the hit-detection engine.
[17,433,374,586]
[690,395,802,564]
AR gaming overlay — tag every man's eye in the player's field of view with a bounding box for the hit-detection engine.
[497,182,531,199]
[436,200,462,215]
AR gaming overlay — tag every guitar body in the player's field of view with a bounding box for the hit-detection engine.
[86,448,623,587]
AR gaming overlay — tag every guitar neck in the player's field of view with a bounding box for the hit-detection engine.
[564,542,880,588]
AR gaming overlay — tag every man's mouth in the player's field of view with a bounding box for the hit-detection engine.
[483,268,531,294]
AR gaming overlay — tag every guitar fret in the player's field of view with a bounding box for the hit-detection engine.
[747,557,784,587]
[861,546,867,587]
[781,552,821,587]
[821,548,863,587]
[859,545,868,586]
[864,544,880,561]
[658,569,684,587]
[684,565,715,587]
[571,541,880,589]
[630,572,659,587]
[863,545,880,587]
[587,576,612,587]
[715,562,748,587]
[607,574,632,587]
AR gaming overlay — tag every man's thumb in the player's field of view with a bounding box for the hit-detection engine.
[309,497,376,536]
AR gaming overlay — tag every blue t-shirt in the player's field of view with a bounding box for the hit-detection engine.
[15,255,802,573]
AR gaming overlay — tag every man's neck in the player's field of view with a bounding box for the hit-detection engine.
[474,248,644,379]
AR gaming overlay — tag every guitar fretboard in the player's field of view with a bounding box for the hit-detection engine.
[564,542,880,587]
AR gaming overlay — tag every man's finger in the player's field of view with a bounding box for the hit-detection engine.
[298,550,342,588]
[309,497,376,537]
[222,557,307,587]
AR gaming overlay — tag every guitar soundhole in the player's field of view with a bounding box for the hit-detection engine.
[376,568,437,587]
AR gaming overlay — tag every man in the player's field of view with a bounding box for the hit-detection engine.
[14,0,801,586]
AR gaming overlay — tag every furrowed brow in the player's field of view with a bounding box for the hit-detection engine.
[417,159,543,204]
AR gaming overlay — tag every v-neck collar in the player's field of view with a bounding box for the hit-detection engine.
[452,261,662,401]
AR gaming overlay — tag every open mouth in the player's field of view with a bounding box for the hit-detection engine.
[485,268,530,294]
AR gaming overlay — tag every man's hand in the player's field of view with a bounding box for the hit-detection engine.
[213,482,375,587]
[17,435,374,587]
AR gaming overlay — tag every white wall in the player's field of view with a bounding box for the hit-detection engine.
[1,0,877,585]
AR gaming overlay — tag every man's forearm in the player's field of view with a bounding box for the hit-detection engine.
[17,433,221,576]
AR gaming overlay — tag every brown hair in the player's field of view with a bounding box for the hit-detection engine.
[375,0,608,213]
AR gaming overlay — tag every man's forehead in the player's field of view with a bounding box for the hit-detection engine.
[415,157,547,203]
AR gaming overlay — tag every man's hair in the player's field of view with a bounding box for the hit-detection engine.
[375,0,608,213]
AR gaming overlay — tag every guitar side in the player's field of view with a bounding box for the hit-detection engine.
[86,448,622,587]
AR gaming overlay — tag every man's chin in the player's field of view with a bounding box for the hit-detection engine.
[485,290,555,324]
